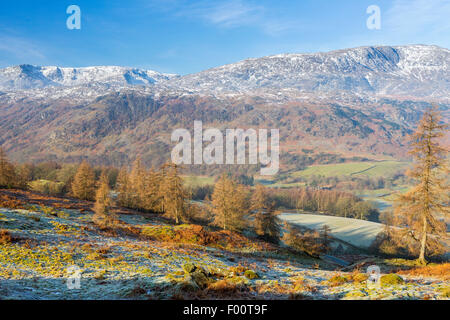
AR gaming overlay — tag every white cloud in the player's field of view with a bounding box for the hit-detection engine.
[156,0,301,35]
[0,35,47,62]
[197,0,263,28]
[385,0,450,34]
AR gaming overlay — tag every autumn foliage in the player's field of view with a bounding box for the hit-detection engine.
[71,161,96,201]
[393,106,449,264]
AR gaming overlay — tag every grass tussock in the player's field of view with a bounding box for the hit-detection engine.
[0,229,12,244]
[0,193,26,209]
[207,279,239,292]
[244,270,259,280]
[174,279,250,300]
[438,286,450,298]
[141,224,271,251]
[398,263,450,281]
[293,277,317,293]
[326,274,351,287]
[165,262,253,299]
[325,271,370,287]
[380,274,404,286]
[0,189,98,213]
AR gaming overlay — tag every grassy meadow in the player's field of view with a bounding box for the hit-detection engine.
[291,161,411,178]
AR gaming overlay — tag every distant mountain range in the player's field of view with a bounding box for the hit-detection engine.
[0,45,448,169]
[1,45,448,99]
[0,65,177,90]
[167,45,450,99]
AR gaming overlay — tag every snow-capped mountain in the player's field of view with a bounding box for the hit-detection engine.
[0,45,448,166]
[0,45,448,101]
[0,64,178,91]
[167,45,450,99]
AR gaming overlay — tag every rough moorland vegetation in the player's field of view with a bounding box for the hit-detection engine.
[0,189,448,300]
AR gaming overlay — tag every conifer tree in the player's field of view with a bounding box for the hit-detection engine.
[260,205,281,243]
[283,223,301,250]
[129,157,146,209]
[159,163,187,224]
[0,147,16,189]
[71,160,96,200]
[319,225,331,253]
[283,223,323,256]
[93,172,115,228]
[116,161,163,213]
[211,173,249,232]
[251,184,280,243]
[116,167,132,208]
[144,168,162,212]
[394,106,449,264]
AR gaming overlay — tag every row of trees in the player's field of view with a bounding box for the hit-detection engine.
[0,148,17,189]
[0,159,119,197]
[88,164,282,242]
[0,148,29,189]
[274,171,411,192]
[0,148,281,241]
[295,188,378,220]
[209,176,281,242]
[192,182,379,221]
[262,187,378,220]
[72,158,188,225]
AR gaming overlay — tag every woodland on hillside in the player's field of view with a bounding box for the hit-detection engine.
[0,107,448,263]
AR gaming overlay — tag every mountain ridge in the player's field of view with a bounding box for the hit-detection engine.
[0,45,448,168]
[166,44,449,99]
[0,44,448,100]
[0,64,178,91]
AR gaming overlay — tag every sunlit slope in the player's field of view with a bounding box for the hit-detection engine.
[292,161,410,178]
[279,213,385,249]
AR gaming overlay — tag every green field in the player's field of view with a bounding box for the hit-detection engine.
[184,161,412,189]
[264,182,306,189]
[291,160,411,178]
[182,175,215,187]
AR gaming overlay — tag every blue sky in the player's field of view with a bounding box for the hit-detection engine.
[0,0,449,74]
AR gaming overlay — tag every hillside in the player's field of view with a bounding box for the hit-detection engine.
[0,190,447,300]
[279,213,385,249]
[0,45,448,168]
